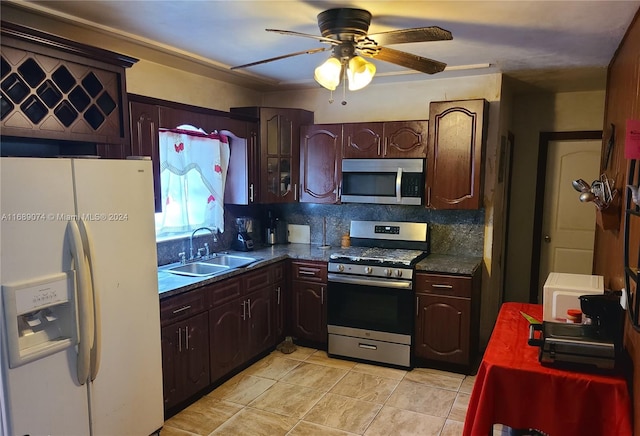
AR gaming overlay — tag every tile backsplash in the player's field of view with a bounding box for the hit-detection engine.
[156,203,484,266]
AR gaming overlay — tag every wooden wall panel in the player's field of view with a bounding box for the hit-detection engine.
[593,7,640,436]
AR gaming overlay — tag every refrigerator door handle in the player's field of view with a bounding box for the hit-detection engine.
[67,220,95,385]
[80,219,102,382]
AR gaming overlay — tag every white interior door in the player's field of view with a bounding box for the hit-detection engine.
[539,140,602,299]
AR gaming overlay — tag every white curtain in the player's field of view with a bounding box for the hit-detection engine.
[157,125,230,235]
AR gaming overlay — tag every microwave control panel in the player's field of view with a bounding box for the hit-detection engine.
[401,173,423,197]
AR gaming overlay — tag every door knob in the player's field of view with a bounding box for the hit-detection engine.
[544,235,551,243]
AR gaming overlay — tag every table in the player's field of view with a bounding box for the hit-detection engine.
[463,302,632,436]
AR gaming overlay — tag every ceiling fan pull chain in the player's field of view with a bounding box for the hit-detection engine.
[341,64,347,105]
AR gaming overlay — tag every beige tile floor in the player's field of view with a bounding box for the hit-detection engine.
[161,347,502,436]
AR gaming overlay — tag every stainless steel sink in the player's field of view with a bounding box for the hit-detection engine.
[165,254,259,277]
[201,254,258,269]
[167,262,230,277]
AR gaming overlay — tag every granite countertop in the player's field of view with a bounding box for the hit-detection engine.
[158,243,333,299]
[415,253,482,276]
[158,244,482,299]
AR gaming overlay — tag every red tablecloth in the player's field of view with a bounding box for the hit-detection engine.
[463,302,632,436]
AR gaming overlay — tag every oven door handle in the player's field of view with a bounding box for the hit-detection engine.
[328,273,413,290]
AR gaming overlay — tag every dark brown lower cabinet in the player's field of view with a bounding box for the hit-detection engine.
[208,297,245,382]
[290,261,327,345]
[161,311,210,410]
[414,271,480,370]
[415,294,471,365]
[208,263,281,383]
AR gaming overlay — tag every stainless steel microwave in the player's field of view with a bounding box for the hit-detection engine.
[341,158,425,205]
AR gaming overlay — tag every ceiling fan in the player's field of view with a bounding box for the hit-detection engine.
[230,8,452,91]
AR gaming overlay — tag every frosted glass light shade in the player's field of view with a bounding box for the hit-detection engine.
[347,56,376,91]
[314,57,342,90]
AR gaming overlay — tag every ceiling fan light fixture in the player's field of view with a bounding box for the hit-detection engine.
[347,55,376,90]
[314,57,342,90]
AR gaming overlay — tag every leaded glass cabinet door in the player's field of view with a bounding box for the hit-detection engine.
[264,112,294,203]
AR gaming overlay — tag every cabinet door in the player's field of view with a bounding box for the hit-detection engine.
[343,122,383,158]
[160,323,181,410]
[383,121,428,158]
[209,298,246,382]
[415,293,470,365]
[246,287,275,359]
[427,99,487,209]
[263,111,294,203]
[300,124,342,204]
[129,100,161,211]
[291,280,327,344]
[182,311,210,396]
[161,311,210,410]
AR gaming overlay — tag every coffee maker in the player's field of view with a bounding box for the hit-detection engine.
[232,217,254,251]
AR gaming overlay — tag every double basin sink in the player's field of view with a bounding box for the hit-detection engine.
[166,254,259,277]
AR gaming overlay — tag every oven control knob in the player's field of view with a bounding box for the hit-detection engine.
[364,266,373,274]
[337,264,345,272]
[383,268,392,277]
[394,270,403,278]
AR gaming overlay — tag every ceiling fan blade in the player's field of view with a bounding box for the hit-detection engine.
[364,46,447,74]
[266,29,340,45]
[366,26,452,45]
[230,47,330,70]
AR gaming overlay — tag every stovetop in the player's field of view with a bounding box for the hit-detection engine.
[329,247,428,266]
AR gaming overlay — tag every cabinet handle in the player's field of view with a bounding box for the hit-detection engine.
[427,187,431,207]
[177,327,182,352]
[431,284,454,289]
[381,137,387,156]
[321,286,325,304]
[276,286,281,305]
[294,184,298,201]
[185,325,189,351]
[247,298,252,319]
[241,300,247,320]
[416,296,419,317]
[299,270,315,275]
[173,305,191,314]
[249,184,254,203]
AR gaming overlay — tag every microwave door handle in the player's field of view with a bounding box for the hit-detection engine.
[396,167,402,202]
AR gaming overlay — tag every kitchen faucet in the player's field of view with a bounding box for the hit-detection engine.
[189,227,218,260]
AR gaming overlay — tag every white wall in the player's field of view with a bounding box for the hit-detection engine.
[126,60,261,110]
[504,90,606,303]
[262,73,502,124]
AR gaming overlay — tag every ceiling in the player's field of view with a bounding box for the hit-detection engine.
[5,1,640,93]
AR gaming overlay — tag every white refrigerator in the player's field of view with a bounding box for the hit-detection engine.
[0,157,164,435]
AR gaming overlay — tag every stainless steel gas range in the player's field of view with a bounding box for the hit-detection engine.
[327,220,429,368]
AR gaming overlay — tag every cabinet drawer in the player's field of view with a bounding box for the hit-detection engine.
[160,291,206,325]
[244,267,272,294]
[415,273,472,298]
[292,261,327,282]
[207,277,242,308]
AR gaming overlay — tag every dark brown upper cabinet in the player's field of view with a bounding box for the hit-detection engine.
[427,99,488,210]
[128,95,259,212]
[231,107,314,204]
[299,124,342,204]
[343,121,427,158]
[1,21,136,147]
